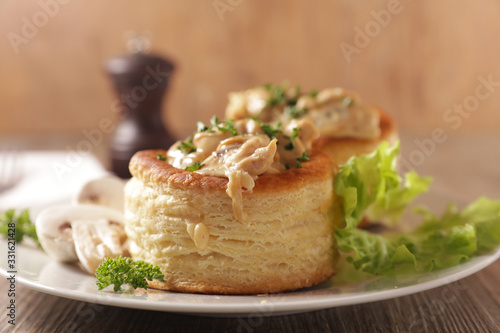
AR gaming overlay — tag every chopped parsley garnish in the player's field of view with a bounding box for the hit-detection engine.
[0,209,40,247]
[197,121,210,133]
[284,105,307,119]
[217,119,238,136]
[156,153,167,162]
[177,138,196,154]
[185,162,203,171]
[263,83,303,107]
[210,115,220,128]
[95,257,165,292]
[209,116,237,136]
[297,152,310,162]
[285,127,301,150]
[295,152,310,168]
[263,83,287,106]
[259,121,282,139]
[342,96,354,107]
[309,90,318,97]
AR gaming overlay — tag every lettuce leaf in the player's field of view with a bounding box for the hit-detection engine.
[333,142,500,276]
[334,141,432,230]
[336,198,500,276]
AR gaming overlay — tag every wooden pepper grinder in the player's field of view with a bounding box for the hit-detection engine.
[106,35,176,178]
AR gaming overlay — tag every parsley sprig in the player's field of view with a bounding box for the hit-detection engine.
[0,209,40,247]
[95,257,165,292]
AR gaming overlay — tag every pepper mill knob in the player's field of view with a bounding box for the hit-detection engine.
[106,36,176,178]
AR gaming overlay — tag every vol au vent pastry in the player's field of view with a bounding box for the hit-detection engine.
[125,118,338,294]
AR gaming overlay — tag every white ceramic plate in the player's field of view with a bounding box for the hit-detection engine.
[1,188,499,316]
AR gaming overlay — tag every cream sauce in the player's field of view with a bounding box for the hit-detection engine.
[166,118,318,221]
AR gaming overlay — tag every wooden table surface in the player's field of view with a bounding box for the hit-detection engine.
[1,133,499,333]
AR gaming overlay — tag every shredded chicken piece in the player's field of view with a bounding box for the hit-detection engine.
[197,135,277,221]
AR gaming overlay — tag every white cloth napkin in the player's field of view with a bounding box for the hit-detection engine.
[0,151,110,216]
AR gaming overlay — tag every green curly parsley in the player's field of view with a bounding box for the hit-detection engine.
[95,257,165,292]
[0,209,40,247]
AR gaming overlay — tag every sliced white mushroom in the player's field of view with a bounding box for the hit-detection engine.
[73,176,126,213]
[73,219,129,274]
[35,205,125,264]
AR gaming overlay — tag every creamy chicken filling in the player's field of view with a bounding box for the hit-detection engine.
[165,117,318,221]
[225,84,381,140]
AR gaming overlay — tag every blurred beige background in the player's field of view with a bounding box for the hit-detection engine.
[1,0,499,140]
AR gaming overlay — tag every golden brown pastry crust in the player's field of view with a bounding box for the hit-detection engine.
[129,148,335,194]
[126,149,337,295]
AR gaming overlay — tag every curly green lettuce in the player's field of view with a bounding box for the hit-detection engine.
[336,198,500,276]
[334,141,432,231]
[333,141,500,276]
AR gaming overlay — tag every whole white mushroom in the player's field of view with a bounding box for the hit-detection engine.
[73,176,126,213]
